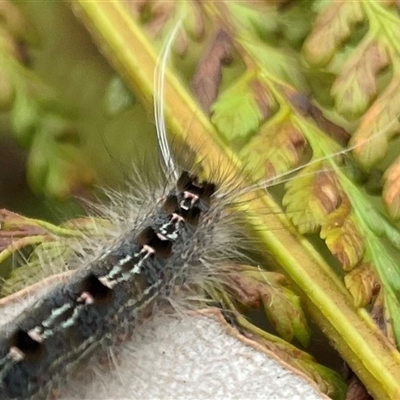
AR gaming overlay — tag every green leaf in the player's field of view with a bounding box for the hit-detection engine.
[239,267,310,347]
[211,71,275,141]
[296,359,347,400]
[262,285,310,347]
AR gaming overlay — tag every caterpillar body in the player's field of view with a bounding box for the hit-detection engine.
[0,160,251,399]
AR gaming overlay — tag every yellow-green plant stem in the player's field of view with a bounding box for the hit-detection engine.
[0,236,51,264]
[69,2,400,398]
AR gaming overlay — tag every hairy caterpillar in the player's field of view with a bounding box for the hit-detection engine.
[2,3,400,400]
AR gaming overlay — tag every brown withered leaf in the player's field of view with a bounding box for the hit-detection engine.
[331,40,389,119]
[302,2,364,67]
[133,0,205,55]
[0,209,51,250]
[350,77,400,170]
[312,171,343,214]
[241,119,306,182]
[282,87,350,146]
[249,79,274,123]
[136,1,174,38]
[0,210,106,260]
[344,263,380,307]
[346,375,373,400]
[191,30,233,112]
[226,268,310,346]
[283,166,341,234]
[383,155,400,219]
[321,212,365,271]
[370,292,389,338]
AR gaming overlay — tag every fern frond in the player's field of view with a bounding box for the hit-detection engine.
[0,1,95,199]
[345,263,380,308]
[304,1,400,220]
